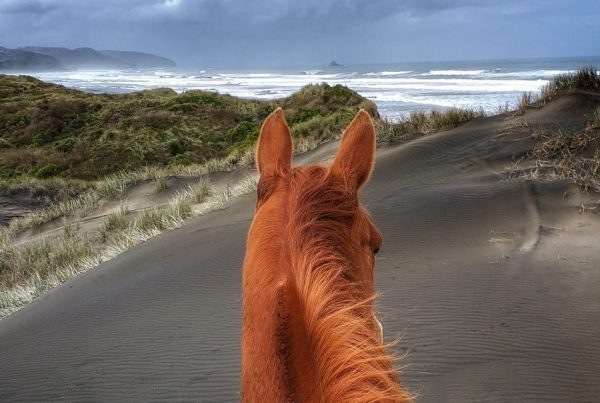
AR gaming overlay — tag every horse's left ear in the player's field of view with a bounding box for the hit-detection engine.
[256,108,292,177]
[330,109,376,190]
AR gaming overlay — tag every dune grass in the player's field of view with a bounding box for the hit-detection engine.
[376,107,485,145]
[512,68,600,192]
[587,107,600,132]
[0,143,261,317]
[0,176,92,205]
[529,130,600,192]
[0,171,258,317]
[2,150,250,236]
[547,67,600,93]
[99,205,129,242]
[515,67,600,115]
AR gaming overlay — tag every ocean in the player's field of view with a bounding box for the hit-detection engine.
[28,57,600,121]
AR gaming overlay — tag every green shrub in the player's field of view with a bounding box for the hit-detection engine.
[175,154,190,165]
[168,103,197,113]
[33,133,49,147]
[228,121,259,145]
[0,138,12,149]
[35,163,61,178]
[289,108,322,125]
[291,109,356,140]
[0,76,375,180]
[167,138,184,155]
[55,138,75,153]
[178,91,225,107]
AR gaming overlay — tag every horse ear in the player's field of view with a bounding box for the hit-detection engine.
[330,109,376,190]
[256,108,292,177]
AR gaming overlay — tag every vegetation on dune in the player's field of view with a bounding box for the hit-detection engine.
[376,107,485,145]
[547,67,600,93]
[588,106,600,131]
[0,173,257,317]
[2,153,252,236]
[0,75,374,180]
[0,77,375,315]
[0,176,92,205]
[2,68,600,317]
[528,129,600,193]
[510,68,600,192]
[516,66,600,114]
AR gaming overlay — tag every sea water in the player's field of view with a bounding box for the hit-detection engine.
[29,57,600,121]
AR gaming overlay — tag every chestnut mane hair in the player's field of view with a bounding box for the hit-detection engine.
[242,108,411,402]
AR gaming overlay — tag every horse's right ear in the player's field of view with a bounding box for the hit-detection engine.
[256,108,292,177]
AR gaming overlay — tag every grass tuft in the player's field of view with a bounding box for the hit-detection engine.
[587,107,600,132]
[549,67,600,93]
[187,179,210,203]
[0,170,260,317]
[516,67,600,111]
[99,205,129,242]
[154,175,169,193]
[376,107,485,145]
[529,130,600,192]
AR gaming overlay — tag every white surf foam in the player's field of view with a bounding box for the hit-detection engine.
[364,71,412,76]
[28,65,564,120]
[425,70,487,76]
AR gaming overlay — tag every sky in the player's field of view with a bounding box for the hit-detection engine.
[0,0,599,68]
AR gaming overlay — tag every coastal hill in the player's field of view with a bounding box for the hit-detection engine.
[0,47,64,71]
[99,50,176,69]
[0,46,176,71]
[0,75,375,180]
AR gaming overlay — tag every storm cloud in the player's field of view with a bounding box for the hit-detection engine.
[0,0,598,67]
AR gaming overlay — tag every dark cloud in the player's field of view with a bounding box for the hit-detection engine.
[0,0,598,68]
[0,0,514,21]
[0,0,58,14]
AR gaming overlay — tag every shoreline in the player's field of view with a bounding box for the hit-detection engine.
[13,58,600,119]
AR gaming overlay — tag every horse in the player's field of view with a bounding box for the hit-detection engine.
[241,108,411,402]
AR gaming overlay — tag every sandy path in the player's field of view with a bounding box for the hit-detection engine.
[1,102,600,401]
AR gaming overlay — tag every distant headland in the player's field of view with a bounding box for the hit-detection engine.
[0,46,176,72]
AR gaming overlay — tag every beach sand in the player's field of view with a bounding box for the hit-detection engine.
[1,91,600,401]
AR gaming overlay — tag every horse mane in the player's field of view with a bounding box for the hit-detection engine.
[278,165,411,402]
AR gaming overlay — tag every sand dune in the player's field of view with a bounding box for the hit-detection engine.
[1,92,600,401]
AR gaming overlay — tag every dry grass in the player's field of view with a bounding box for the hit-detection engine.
[587,107,600,132]
[154,175,169,193]
[99,205,129,242]
[187,179,210,204]
[0,127,283,318]
[515,67,600,114]
[515,92,534,116]
[377,107,485,145]
[0,171,259,317]
[529,130,600,192]
[3,153,243,236]
[0,176,91,201]
[0,232,97,313]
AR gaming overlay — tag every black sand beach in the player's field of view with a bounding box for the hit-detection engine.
[1,92,600,402]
